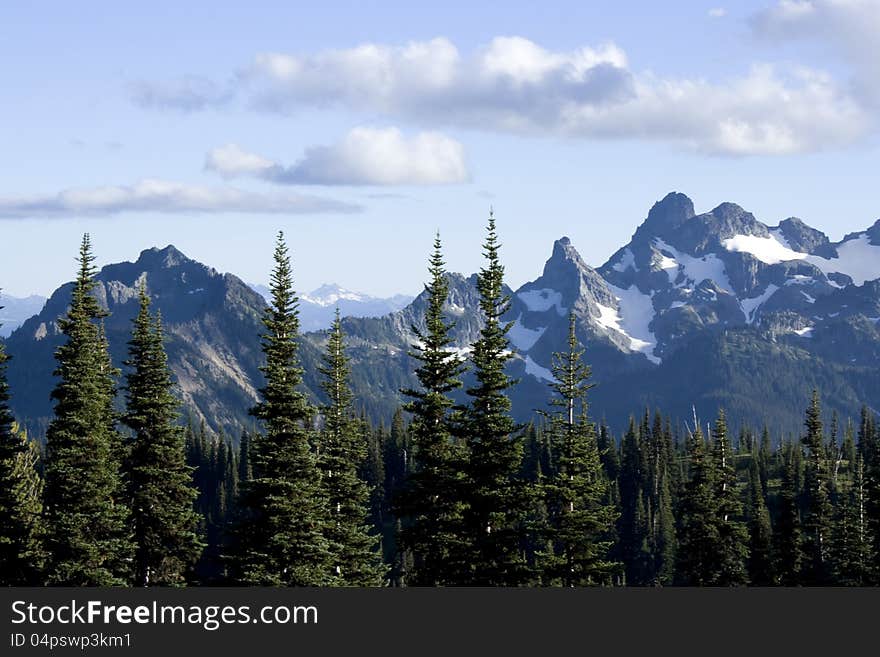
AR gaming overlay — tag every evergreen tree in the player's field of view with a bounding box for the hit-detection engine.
[830,454,873,585]
[676,423,719,585]
[800,391,833,585]
[43,235,133,585]
[318,311,385,585]
[538,314,618,586]
[233,231,332,585]
[774,443,804,585]
[397,234,468,585]
[123,288,202,586]
[238,429,252,485]
[746,460,774,585]
[462,210,530,585]
[617,418,649,585]
[0,305,44,584]
[711,411,748,585]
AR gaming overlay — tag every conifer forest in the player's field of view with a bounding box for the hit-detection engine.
[3,216,880,588]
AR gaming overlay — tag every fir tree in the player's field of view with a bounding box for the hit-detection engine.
[233,231,332,585]
[774,443,804,585]
[538,314,618,586]
[830,454,873,585]
[318,311,385,585]
[43,235,133,585]
[617,418,649,585]
[676,423,719,586]
[801,391,833,585]
[123,288,202,586]
[746,460,774,585]
[0,305,44,585]
[397,234,468,585]
[462,210,530,585]
[711,411,748,585]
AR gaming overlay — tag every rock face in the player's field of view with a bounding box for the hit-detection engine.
[4,193,880,437]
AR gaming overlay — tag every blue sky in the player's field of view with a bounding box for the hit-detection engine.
[2,0,879,298]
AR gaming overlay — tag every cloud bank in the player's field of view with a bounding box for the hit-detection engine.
[0,179,361,219]
[205,127,469,185]
[133,34,872,155]
[752,0,880,106]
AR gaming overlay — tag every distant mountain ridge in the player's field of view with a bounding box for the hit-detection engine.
[0,293,46,337]
[4,192,880,437]
[249,282,412,331]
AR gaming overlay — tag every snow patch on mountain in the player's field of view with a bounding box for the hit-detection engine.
[508,316,546,351]
[611,248,636,273]
[722,234,805,265]
[601,284,660,364]
[524,354,554,382]
[724,232,880,286]
[740,284,779,324]
[517,288,566,316]
[814,235,880,286]
[654,239,734,295]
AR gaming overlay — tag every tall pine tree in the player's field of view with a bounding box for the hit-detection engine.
[462,211,530,585]
[233,231,332,585]
[801,391,833,585]
[539,314,618,586]
[43,235,133,585]
[318,310,385,585]
[397,234,469,585]
[123,288,202,586]
[711,411,748,585]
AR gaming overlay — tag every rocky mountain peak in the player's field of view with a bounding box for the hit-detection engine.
[636,192,695,239]
[776,217,834,256]
[136,244,189,269]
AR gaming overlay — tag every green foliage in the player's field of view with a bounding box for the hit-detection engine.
[397,234,469,585]
[461,212,530,585]
[318,311,385,585]
[800,391,833,584]
[538,314,619,585]
[43,235,133,585]
[233,232,332,585]
[123,288,202,586]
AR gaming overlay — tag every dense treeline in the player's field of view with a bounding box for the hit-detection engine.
[1,220,880,586]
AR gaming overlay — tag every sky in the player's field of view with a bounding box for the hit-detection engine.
[2,0,879,298]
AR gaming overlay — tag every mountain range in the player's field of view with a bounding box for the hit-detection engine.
[248,283,412,332]
[3,191,879,438]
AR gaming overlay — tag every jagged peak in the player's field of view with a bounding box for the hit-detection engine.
[545,236,590,275]
[136,244,190,268]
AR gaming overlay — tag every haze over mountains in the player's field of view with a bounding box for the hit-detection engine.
[3,191,879,437]
[0,293,46,337]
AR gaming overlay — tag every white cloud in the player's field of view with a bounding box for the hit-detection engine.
[0,179,361,219]
[134,35,873,155]
[205,127,469,185]
[205,144,275,178]
[708,7,728,17]
[752,0,880,105]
